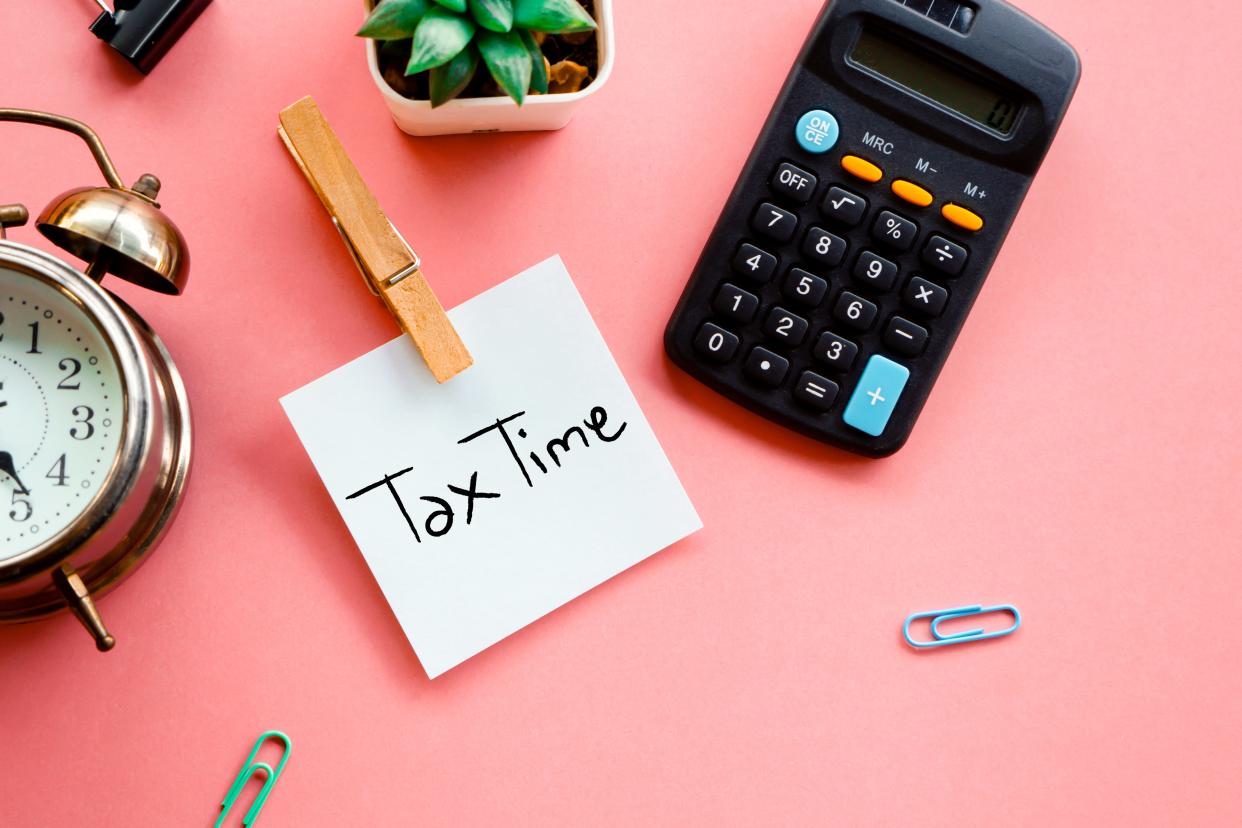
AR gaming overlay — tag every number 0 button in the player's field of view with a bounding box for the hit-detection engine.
[694,323,739,363]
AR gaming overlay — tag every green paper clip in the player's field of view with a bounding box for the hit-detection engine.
[215,730,291,828]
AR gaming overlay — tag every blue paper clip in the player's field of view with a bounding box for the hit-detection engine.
[215,731,291,828]
[903,604,1021,649]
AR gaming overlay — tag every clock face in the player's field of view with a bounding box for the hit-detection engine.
[0,266,125,560]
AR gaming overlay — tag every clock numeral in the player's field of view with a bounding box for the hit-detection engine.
[46,454,69,487]
[9,491,31,523]
[0,379,6,409]
[0,309,5,341]
[27,321,40,355]
[58,358,82,390]
[70,405,95,441]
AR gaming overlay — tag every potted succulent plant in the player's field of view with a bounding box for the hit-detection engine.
[359,0,615,136]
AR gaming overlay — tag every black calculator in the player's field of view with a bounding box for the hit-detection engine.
[664,0,1080,457]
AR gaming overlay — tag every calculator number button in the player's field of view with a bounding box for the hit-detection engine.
[812,331,858,372]
[872,210,918,252]
[794,371,840,412]
[852,251,898,292]
[713,283,760,323]
[744,347,790,387]
[903,277,948,317]
[694,323,739,363]
[753,202,798,242]
[783,268,829,307]
[771,162,818,205]
[732,243,777,283]
[802,226,847,267]
[763,307,809,347]
[821,186,867,227]
[832,291,879,332]
[884,316,929,357]
[921,235,968,276]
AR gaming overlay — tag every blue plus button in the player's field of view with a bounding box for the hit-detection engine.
[843,356,910,437]
[795,109,839,154]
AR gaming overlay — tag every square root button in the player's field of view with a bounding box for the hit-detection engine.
[843,355,910,437]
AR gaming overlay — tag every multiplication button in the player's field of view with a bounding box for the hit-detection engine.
[921,235,968,276]
[903,277,948,316]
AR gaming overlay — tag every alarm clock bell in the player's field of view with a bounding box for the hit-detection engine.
[0,109,192,651]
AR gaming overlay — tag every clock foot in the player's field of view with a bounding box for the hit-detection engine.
[52,566,116,652]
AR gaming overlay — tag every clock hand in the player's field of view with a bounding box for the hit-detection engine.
[0,451,29,496]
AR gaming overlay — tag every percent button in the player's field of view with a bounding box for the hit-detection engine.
[871,210,918,252]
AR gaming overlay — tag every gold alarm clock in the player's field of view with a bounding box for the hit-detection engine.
[0,109,192,651]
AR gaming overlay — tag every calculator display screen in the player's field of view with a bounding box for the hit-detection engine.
[850,28,1021,135]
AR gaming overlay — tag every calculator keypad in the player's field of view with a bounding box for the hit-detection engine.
[675,146,980,450]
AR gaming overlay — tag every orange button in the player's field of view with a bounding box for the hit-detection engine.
[942,203,985,232]
[891,179,934,208]
[840,155,883,183]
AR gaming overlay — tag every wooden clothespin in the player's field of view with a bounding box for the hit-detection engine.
[277,96,472,383]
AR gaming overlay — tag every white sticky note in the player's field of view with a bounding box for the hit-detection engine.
[281,256,701,678]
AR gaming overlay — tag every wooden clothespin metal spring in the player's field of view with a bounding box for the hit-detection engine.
[277,96,472,383]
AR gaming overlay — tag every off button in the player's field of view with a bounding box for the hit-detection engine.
[795,110,839,154]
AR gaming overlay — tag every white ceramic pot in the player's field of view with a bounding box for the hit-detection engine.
[365,0,615,136]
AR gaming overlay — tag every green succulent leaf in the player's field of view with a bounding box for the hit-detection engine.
[478,29,532,105]
[357,0,432,39]
[520,30,548,94]
[429,44,480,106]
[468,0,513,32]
[512,0,596,33]
[431,0,468,11]
[406,7,477,75]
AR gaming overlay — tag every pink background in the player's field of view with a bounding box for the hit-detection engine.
[2,0,1240,825]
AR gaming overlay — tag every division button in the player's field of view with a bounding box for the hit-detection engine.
[795,110,840,154]
[841,154,884,183]
[942,202,985,232]
[732,243,777,282]
[883,316,929,357]
[843,355,911,437]
[712,282,760,323]
[902,276,948,316]
[771,162,818,204]
[694,322,740,363]
[920,234,969,276]
[891,179,934,207]
[821,186,868,227]
[744,346,790,387]
[794,371,840,412]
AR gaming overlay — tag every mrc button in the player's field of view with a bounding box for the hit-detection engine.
[795,110,839,154]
